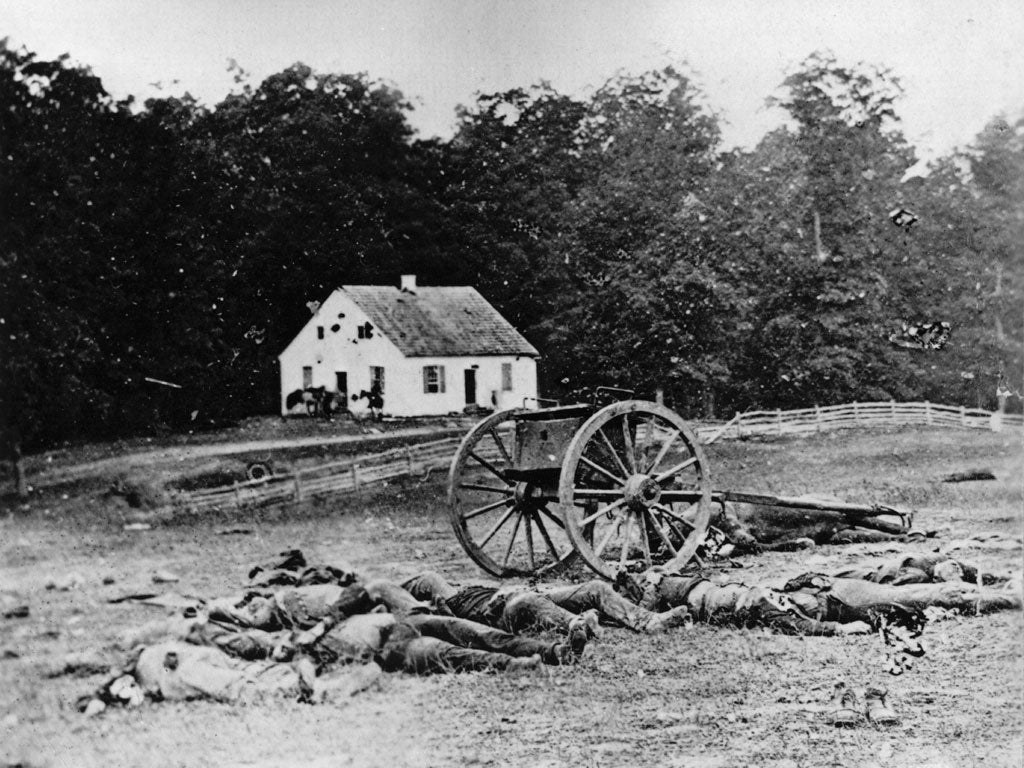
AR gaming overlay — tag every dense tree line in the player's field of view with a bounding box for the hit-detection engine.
[2,42,1021,462]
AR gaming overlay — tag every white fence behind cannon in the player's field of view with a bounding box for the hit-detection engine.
[699,401,1022,441]
[176,401,1020,513]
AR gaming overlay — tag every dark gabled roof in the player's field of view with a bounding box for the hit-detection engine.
[341,285,539,358]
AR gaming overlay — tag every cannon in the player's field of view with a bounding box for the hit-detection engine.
[448,393,712,579]
[447,391,911,580]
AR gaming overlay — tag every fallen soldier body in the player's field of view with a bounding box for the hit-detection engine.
[831,553,1009,586]
[637,571,871,636]
[401,571,690,634]
[82,556,598,711]
[80,641,383,713]
[81,603,586,712]
[191,608,589,669]
[714,502,922,553]
[638,555,1022,635]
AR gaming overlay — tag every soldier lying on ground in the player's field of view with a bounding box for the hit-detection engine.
[190,605,590,669]
[832,552,1011,586]
[80,640,385,713]
[714,502,923,553]
[638,555,1022,633]
[81,558,599,711]
[401,571,690,635]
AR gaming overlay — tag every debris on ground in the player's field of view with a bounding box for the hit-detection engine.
[152,570,181,584]
[44,574,84,592]
[44,651,113,679]
[1,592,29,619]
[942,469,997,483]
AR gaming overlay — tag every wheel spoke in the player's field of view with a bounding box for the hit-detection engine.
[468,450,508,482]
[655,501,701,526]
[638,509,653,565]
[618,512,634,570]
[501,510,523,570]
[459,482,511,494]
[580,497,627,526]
[646,429,680,473]
[580,456,626,486]
[462,497,511,521]
[597,428,631,479]
[534,511,562,561]
[479,506,517,548]
[594,520,620,557]
[638,415,656,464]
[654,456,698,484]
[524,510,536,570]
[620,415,637,473]
[645,509,679,555]
[489,428,512,466]
[652,503,694,545]
[538,505,567,529]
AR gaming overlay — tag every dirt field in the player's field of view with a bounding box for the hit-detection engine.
[1,426,1021,768]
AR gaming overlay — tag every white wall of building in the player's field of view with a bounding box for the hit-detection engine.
[279,291,538,417]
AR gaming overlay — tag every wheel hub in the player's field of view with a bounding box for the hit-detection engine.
[513,481,543,505]
[622,474,661,510]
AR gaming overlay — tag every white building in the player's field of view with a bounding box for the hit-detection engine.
[278,275,539,417]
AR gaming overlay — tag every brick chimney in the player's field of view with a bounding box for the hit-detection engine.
[400,274,417,293]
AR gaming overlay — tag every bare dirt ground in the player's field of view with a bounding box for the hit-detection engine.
[1,426,1021,768]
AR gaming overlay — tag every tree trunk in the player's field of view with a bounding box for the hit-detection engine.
[703,387,716,420]
[813,209,827,261]
[993,263,1005,343]
[12,440,27,501]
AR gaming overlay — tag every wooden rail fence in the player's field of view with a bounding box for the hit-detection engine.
[176,401,1019,513]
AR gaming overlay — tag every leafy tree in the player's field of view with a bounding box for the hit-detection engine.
[0,42,149,492]
[728,53,924,408]
[543,67,725,410]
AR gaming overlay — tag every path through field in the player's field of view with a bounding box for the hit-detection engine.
[20,423,470,490]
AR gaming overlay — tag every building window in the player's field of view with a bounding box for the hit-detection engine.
[501,362,513,391]
[302,366,313,388]
[370,366,385,394]
[317,326,324,339]
[423,365,446,394]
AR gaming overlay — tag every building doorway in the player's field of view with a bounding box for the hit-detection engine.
[463,369,477,405]
[335,372,348,411]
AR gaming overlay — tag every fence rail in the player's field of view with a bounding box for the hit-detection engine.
[175,401,1020,514]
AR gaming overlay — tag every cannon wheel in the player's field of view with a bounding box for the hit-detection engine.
[448,409,577,578]
[559,400,712,579]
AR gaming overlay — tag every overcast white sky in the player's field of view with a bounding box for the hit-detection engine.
[3,0,1023,159]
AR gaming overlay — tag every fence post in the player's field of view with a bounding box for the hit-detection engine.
[406,447,414,476]
[294,473,303,503]
[925,401,933,425]
[734,411,742,439]
[233,481,241,509]
[853,402,860,424]
[352,464,360,491]
[776,409,782,435]
[960,405,967,426]
[814,405,821,432]
[890,400,896,423]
